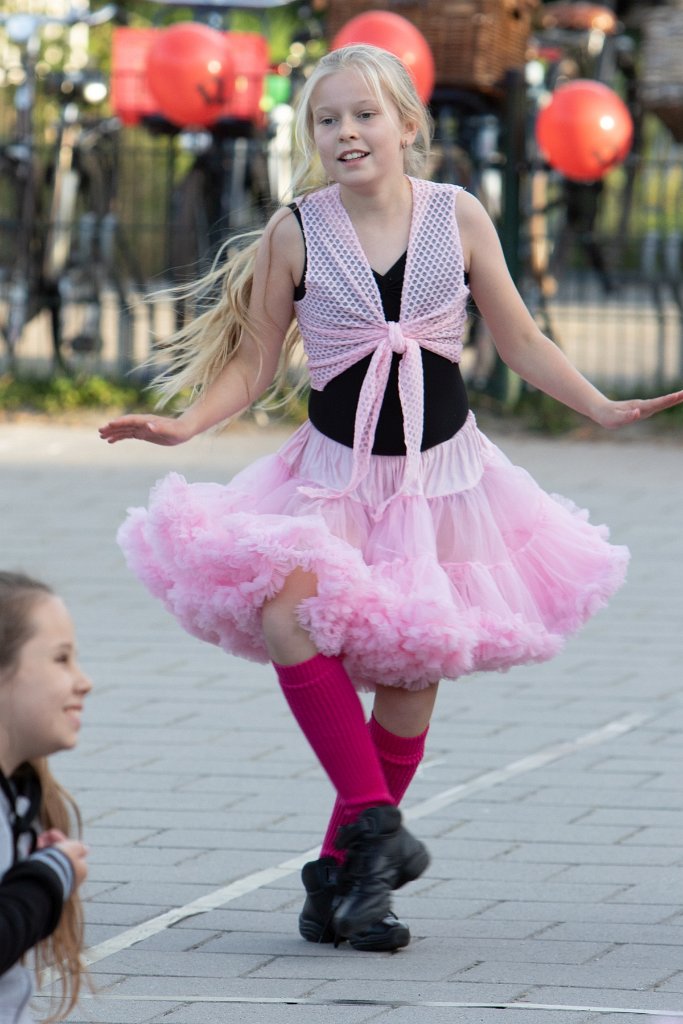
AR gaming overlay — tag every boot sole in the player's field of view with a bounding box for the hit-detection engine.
[299,914,410,952]
[349,921,410,952]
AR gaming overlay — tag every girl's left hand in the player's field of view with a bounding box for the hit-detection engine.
[594,389,683,429]
[37,828,68,848]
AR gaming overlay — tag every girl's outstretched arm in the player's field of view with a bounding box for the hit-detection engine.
[99,208,304,445]
[458,192,683,427]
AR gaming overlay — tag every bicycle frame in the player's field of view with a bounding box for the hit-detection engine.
[0,4,117,368]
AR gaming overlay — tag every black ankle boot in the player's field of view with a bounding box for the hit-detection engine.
[332,806,430,938]
[298,856,411,951]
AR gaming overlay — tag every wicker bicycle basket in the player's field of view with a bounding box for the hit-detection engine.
[326,0,539,96]
[639,5,683,143]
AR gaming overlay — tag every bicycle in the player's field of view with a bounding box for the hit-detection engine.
[524,2,638,326]
[167,123,275,289]
[131,0,302,296]
[0,3,141,374]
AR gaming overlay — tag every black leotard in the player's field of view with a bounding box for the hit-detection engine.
[290,204,469,454]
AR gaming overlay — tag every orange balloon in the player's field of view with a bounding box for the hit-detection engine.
[535,80,633,182]
[331,11,435,103]
[146,23,235,128]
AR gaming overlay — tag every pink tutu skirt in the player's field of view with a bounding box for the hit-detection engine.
[118,413,629,691]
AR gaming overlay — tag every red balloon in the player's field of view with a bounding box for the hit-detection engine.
[535,80,633,182]
[146,23,235,128]
[331,12,435,103]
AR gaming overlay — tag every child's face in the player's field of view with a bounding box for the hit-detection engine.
[0,595,91,773]
[311,68,415,187]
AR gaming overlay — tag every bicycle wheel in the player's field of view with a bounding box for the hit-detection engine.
[48,133,113,374]
[0,148,44,368]
[170,135,273,277]
[167,157,225,333]
[168,161,215,285]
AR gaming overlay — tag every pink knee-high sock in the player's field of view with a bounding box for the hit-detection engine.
[320,713,429,862]
[273,654,392,825]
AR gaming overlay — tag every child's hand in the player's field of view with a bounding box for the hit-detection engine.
[37,828,68,848]
[99,414,192,446]
[37,830,89,890]
[54,839,89,889]
[594,389,683,429]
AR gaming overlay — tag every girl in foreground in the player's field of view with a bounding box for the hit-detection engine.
[1,571,90,1020]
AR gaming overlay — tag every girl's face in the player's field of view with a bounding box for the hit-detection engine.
[310,68,416,189]
[0,595,91,775]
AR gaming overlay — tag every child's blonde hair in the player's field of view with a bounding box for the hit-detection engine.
[150,44,433,411]
[0,572,85,1023]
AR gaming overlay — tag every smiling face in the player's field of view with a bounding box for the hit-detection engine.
[0,594,91,775]
[311,68,416,189]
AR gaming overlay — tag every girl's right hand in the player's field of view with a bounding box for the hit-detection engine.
[99,414,192,446]
[54,839,89,889]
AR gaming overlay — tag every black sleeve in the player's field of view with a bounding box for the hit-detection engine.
[0,858,64,973]
[288,202,306,301]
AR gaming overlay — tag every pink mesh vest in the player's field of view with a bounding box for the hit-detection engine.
[294,177,470,513]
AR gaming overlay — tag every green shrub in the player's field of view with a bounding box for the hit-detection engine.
[471,384,683,435]
[0,373,158,415]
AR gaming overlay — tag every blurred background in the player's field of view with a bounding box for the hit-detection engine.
[0,0,681,412]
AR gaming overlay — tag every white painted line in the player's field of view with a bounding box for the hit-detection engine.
[79,851,318,967]
[43,994,683,1016]
[42,708,652,982]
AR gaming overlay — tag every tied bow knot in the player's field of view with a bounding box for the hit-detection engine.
[300,320,426,517]
[387,320,407,355]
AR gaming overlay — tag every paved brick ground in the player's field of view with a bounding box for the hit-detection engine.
[1,416,682,1024]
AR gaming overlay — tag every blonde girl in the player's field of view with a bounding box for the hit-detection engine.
[0,572,90,1021]
[101,44,683,950]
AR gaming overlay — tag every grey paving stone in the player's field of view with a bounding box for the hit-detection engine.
[524,986,683,1013]
[502,844,679,867]
[257,937,477,978]
[374,1012,595,1024]
[421,879,628,904]
[310,979,531,1003]
[81,973,326,1000]
[582,1017,682,1023]
[31,996,174,1024]
[85,948,274,978]
[457,959,676,989]
[539,921,683,946]
[473,901,676,924]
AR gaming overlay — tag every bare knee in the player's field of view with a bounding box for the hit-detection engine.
[372,682,439,737]
[262,569,318,665]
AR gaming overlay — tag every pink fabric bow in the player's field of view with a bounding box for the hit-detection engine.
[301,320,425,517]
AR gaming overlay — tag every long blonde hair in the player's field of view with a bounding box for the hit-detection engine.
[0,572,85,1023]
[150,44,433,410]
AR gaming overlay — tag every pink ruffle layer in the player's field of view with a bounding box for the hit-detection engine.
[118,414,629,691]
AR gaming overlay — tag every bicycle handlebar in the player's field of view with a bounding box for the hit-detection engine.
[0,4,118,42]
[152,0,297,8]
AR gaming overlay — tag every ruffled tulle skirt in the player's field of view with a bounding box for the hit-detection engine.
[118,413,629,691]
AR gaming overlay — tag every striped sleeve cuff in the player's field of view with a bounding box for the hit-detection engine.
[29,847,75,900]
